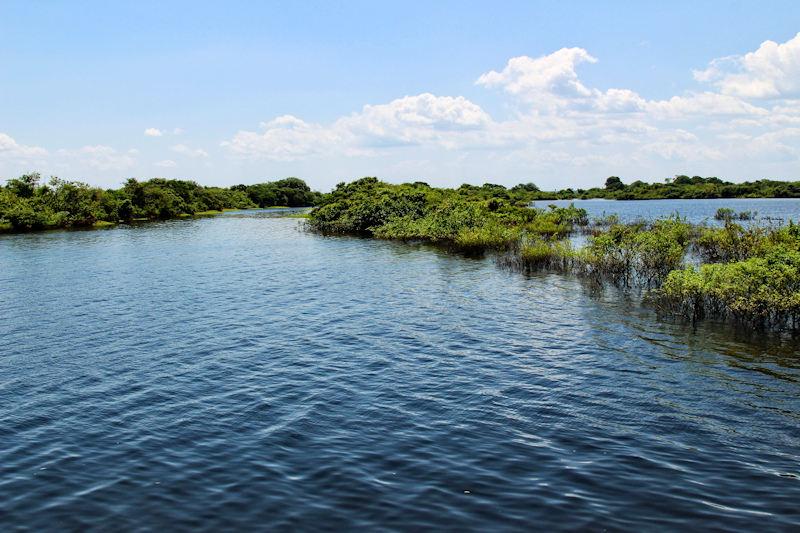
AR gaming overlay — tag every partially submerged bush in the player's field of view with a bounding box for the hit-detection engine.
[309,180,800,331]
[571,215,692,287]
[714,207,757,222]
[659,244,800,329]
[308,178,588,255]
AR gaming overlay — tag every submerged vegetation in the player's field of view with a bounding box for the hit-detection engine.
[0,173,320,231]
[309,178,800,331]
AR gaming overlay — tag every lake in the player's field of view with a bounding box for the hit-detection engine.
[540,197,800,225]
[1,203,798,531]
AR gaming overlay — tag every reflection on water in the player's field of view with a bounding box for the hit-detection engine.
[0,209,798,531]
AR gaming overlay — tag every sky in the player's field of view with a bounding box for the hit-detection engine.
[1,1,799,192]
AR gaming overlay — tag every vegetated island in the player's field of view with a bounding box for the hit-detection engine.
[308,178,800,332]
[4,172,800,233]
[0,173,321,232]
[536,175,800,200]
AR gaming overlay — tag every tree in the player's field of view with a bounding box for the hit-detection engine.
[605,176,625,190]
[6,173,40,198]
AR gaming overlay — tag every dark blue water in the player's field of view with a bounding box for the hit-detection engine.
[1,208,798,531]
[541,198,800,225]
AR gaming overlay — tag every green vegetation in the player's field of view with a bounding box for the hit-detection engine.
[5,171,800,330]
[231,177,321,208]
[309,178,800,331]
[428,175,800,201]
[308,177,587,252]
[549,175,800,201]
[0,173,319,232]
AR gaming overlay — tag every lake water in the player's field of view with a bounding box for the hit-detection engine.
[1,205,798,531]
[540,197,800,225]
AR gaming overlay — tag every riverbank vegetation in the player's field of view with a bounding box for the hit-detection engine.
[308,178,800,331]
[565,175,800,200]
[0,173,320,231]
[451,175,800,201]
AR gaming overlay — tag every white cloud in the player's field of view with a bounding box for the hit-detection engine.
[170,144,209,157]
[29,34,789,188]
[222,94,492,159]
[694,32,800,99]
[647,92,768,119]
[640,130,725,161]
[475,50,651,115]
[223,115,348,161]
[476,48,598,103]
[55,145,136,171]
[0,133,48,158]
[336,93,491,147]
[145,127,183,137]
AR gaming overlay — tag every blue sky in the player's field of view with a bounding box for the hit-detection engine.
[2,1,799,191]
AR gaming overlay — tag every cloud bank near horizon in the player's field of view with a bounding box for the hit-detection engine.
[2,32,799,189]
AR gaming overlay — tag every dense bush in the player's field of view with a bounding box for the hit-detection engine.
[308,178,588,254]
[1,173,319,231]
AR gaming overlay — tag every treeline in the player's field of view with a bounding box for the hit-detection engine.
[374,176,800,202]
[308,178,800,331]
[550,175,800,200]
[231,177,321,208]
[0,173,320,231]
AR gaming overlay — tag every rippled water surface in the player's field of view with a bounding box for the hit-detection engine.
[542,197,800,225]
[1,208,799,531]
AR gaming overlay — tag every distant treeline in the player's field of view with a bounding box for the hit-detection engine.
[520,175,800,201]
[5,171,800,232]
[382,176,800,202]
[0,173,321,231]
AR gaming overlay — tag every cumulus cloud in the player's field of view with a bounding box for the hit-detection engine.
[476,49,649,114]
[145,127,182,137]
[0,133,50,178]
[222,94,492,159]
[223,115,348,161]
[337,93,491,147]
[170,144,209,157]
[218,37,800,183]
[647,92,769,119]
[640,130,725,161]
[55,145,136,171]
[155,159,177,167]
[476,48,598,102]
[694,32,800,99]
[0,133,48,159]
